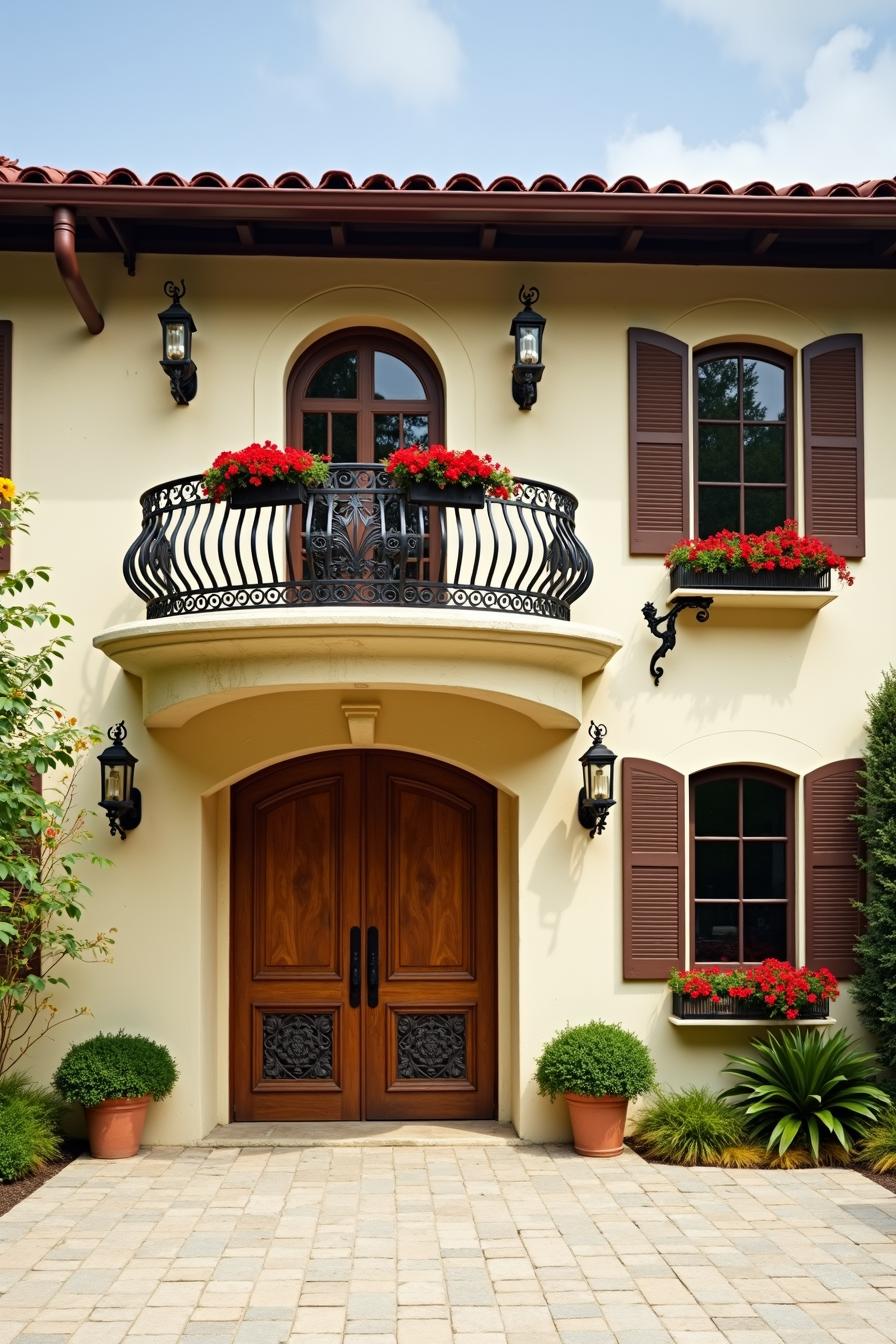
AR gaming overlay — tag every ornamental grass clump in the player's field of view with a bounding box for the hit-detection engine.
[857,1109,896,1173]
[664,521,853,585]
[54,1032,177,1108]
[722,1028,888,1162]
[0,1073,63,1182]
[632,1087,756,1167]
[535,1021,655,1100]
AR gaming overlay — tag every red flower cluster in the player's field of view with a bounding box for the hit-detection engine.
[383,445,517,499]
[665,521,854,585]
[668,959,839,1019]
[202,441,331,502]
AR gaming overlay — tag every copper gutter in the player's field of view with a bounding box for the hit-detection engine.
[52,207,104,334]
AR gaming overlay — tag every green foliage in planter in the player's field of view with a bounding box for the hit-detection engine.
[535,1021,655,1101]
[852,667,896,1072]
[857,1107,896,1173]
[53,1032,177,1108]
[0,1072,62,1182]
[632,1087,751,1166]
[722,1028,888,1161]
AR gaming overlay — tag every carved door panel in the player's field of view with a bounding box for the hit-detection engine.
[231,752,496,1122]
[230,756,362,1121]
[363,754,497,1120]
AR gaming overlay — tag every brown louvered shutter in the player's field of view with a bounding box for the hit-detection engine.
[628,328,690,554]
[622,758,685,979]
[805,759,864,978]
[802,335,864,557]
[0,320,10,572]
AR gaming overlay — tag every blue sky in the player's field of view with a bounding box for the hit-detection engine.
[3,0,896,186]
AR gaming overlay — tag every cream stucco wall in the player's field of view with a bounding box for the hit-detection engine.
[2,250,893,1142]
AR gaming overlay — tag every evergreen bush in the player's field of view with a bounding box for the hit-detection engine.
[54,1032,177,1108]
[852,667,896,1070]
[535,1021,655,1101]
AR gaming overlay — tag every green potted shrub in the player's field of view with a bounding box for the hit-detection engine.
[54,1031,177,1159]
[535,1021,655,1157]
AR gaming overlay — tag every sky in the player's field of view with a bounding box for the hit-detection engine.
[2,0,896,187]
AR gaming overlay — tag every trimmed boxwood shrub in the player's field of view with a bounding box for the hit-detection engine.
[535,1021,655,1101]
[53,1032,177,1108]
[0,1073,62,1182]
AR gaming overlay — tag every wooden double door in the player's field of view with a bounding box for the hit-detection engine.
[231,752,497,1121]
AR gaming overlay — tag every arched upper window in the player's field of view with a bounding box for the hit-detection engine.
[694,345,793,536]
[287,330,443,463]
[691,767,794,965]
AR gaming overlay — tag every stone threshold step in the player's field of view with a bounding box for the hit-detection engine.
[200,1120,527,1147]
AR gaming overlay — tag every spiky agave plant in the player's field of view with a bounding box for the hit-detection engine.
[721,1029,889,1162]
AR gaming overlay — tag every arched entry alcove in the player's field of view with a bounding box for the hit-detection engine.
[230,749,497,1122]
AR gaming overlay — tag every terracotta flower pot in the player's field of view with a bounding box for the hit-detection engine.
[564,1093,629,1157]
[85,1095,151,1159]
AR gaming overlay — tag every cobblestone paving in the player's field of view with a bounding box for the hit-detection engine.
[2,1144,896,1344]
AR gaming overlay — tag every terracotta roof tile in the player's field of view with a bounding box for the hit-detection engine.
[1,159,894,200]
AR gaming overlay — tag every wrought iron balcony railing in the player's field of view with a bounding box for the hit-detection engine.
[123,465,594,622]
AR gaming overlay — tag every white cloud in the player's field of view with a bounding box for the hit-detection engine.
[663,0,894,77]
[308,0,462,105]
[606,27,896,186]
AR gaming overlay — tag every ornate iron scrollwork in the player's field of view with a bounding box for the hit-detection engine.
[642,597,713,686]
[262,1012,333,1081]
[122,467,594,621]
[397,1013,467,1080]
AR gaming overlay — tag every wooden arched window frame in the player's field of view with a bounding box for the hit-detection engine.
[287,329,444,463]
[690,766,794,966]
[693,344,793,537]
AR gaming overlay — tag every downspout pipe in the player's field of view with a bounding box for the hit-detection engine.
[53,207,104,334]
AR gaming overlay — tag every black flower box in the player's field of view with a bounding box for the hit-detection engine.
[672,992,830,1021]
[669,564,831,594]
[227,481,308,510]
[407,480,485,510]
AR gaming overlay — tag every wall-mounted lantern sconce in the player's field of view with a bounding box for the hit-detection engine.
[577,722,617,839]
[509,285,546,410]
[158,279,197,405]
[97,722,142,840]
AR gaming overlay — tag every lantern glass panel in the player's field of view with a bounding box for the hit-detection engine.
[518,326,540,365]
[105,765,124,802]
[165,322,186,361]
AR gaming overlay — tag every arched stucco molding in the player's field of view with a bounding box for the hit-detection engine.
[667,297,827,353]
[667,728,821,779]
[252,285,477,447]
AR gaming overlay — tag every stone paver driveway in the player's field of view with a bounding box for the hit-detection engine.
[2,1144,896,1344]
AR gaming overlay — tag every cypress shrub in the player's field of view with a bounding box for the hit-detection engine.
[852,667,896,1070]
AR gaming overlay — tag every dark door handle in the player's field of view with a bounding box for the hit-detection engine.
[349,926,361,1008]
[367,926,379,1008]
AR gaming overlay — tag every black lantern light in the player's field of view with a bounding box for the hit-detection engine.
[577,722,617,838]
[97,722,142,840]
[509,284,546,410]
[158,279,197,405]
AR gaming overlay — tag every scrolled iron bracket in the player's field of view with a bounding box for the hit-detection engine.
[641,597,713,686]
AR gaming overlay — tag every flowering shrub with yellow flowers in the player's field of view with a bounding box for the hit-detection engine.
[0,488,113,1078]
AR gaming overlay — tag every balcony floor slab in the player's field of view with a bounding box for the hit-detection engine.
[94,606,622,730]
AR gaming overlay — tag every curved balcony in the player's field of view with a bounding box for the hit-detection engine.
[98,466,621,731]
[123,465,593,622]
